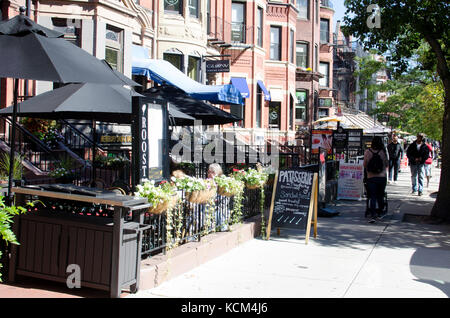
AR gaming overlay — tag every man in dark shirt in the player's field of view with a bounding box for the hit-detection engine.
[406,133,430,196]
[387,135,404,184]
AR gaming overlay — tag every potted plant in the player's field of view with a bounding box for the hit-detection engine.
[42,127,64,149]
[173,175,216,204]
[0,153,23,186]
[214,175,244,197]
[48,157,76,183]
[135,180,178,215]
[242,168,269,189]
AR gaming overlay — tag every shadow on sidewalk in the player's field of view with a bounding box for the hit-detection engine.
[410,247,450,297]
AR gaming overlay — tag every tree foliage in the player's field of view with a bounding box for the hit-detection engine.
[342,0,450,220]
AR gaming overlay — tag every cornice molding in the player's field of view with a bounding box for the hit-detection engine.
[121,0,152,29]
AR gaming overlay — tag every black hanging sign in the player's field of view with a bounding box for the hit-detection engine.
[332,126,348,149]
[206,60,230,73]
[266,168,318,244]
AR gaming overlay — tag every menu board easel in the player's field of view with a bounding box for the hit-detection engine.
[266,169,318,244]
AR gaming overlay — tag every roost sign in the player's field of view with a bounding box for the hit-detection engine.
[266,168,318,244]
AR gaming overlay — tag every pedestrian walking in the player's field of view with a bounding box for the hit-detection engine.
[424,139,433,188]
[363,136,389,223]
[406,133,430,196]
[387,134,404,184]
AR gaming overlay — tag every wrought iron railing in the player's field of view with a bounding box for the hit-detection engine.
[0,116,60,173]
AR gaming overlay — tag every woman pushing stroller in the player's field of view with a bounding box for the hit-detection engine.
[364,136,389,224]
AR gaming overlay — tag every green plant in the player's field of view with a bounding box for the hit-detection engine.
[214,175,244,197]
[242,168,269,189]
[94,155,130,169]
[0,195,30,282]
[172,175,215,192]
[135,180,177,210]
[48,157,77,179]
[0,153,23,181]
[42,127,64,149]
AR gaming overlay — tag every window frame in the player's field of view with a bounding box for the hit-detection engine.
[188,0,199,18]
[270,26,282,61]
[105,25,123,72]
[295,90,308,122]
[320,18,330,44]
[296,0,309,20]
[296,42,309,69]
[319,62,330,87]
[231,2,246,43]
[257,6,264,47]
[164,0,184,15]
[290,29,295,64]
[163,52,184,73]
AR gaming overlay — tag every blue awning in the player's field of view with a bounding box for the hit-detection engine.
[257,80,271,101]
[231,77,250,99]
[131,45,243,105]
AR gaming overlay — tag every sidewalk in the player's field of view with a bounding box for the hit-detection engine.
[127,167,450,298]
[1,166,448,298]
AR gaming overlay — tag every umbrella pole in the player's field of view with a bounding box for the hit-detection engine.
[7,78,19,205]
[91,120,97,187]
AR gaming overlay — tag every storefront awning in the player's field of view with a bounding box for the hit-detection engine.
[257,80,271,101]
[231,77,250,98]
[132,45,244,105]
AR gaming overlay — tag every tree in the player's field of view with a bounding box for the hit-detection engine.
[375,66,444,141]
[343,0,450,221]
[353,53,386,112]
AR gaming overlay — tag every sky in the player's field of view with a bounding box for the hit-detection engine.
[332,0,347,31]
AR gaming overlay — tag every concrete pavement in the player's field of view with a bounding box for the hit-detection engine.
[127,166,450,298]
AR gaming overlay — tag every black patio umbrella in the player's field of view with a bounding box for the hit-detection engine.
[143,86,242,125]
[0,83,143,123]
[0,15,126,84]
[0,83,197,125]
[0,12,131,199]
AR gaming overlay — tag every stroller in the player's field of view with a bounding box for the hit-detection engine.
[363,168,388,218]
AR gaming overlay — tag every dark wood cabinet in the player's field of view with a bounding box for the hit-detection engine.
[9,186,150,298]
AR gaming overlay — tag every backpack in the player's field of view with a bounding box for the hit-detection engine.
[367,149,384,174]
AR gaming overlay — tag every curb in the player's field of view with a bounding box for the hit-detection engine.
[138,216,262,291]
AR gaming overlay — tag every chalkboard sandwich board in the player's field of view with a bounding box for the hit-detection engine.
[266,168,318,244]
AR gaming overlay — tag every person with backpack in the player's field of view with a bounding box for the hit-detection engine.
[363,136,389,223]
[387,134,404,184]
[406,133,429,196]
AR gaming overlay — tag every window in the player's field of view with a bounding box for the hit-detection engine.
[207,0,211,34]
[320,18,330,43]
[319,62,329,87]
[296,42,308,68]
[318,108,329,118]
[188,56,201,82]
[257,7,263,47]
[268,102,281,128]
[189,0,199,18]
[289,95,294,130]
[256,86,262,128]
[165,0,183,14]
[296,91,307,121]
[231,104,244,128]
[105,26,123,72]
[296,0,308,19]
[270,26,281,61]
[164,53,184,72]
[316,0,319,22]
[314,44,318,71]
[231,2,245,43]
[52,18,81,47]
[290,29,295,64]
